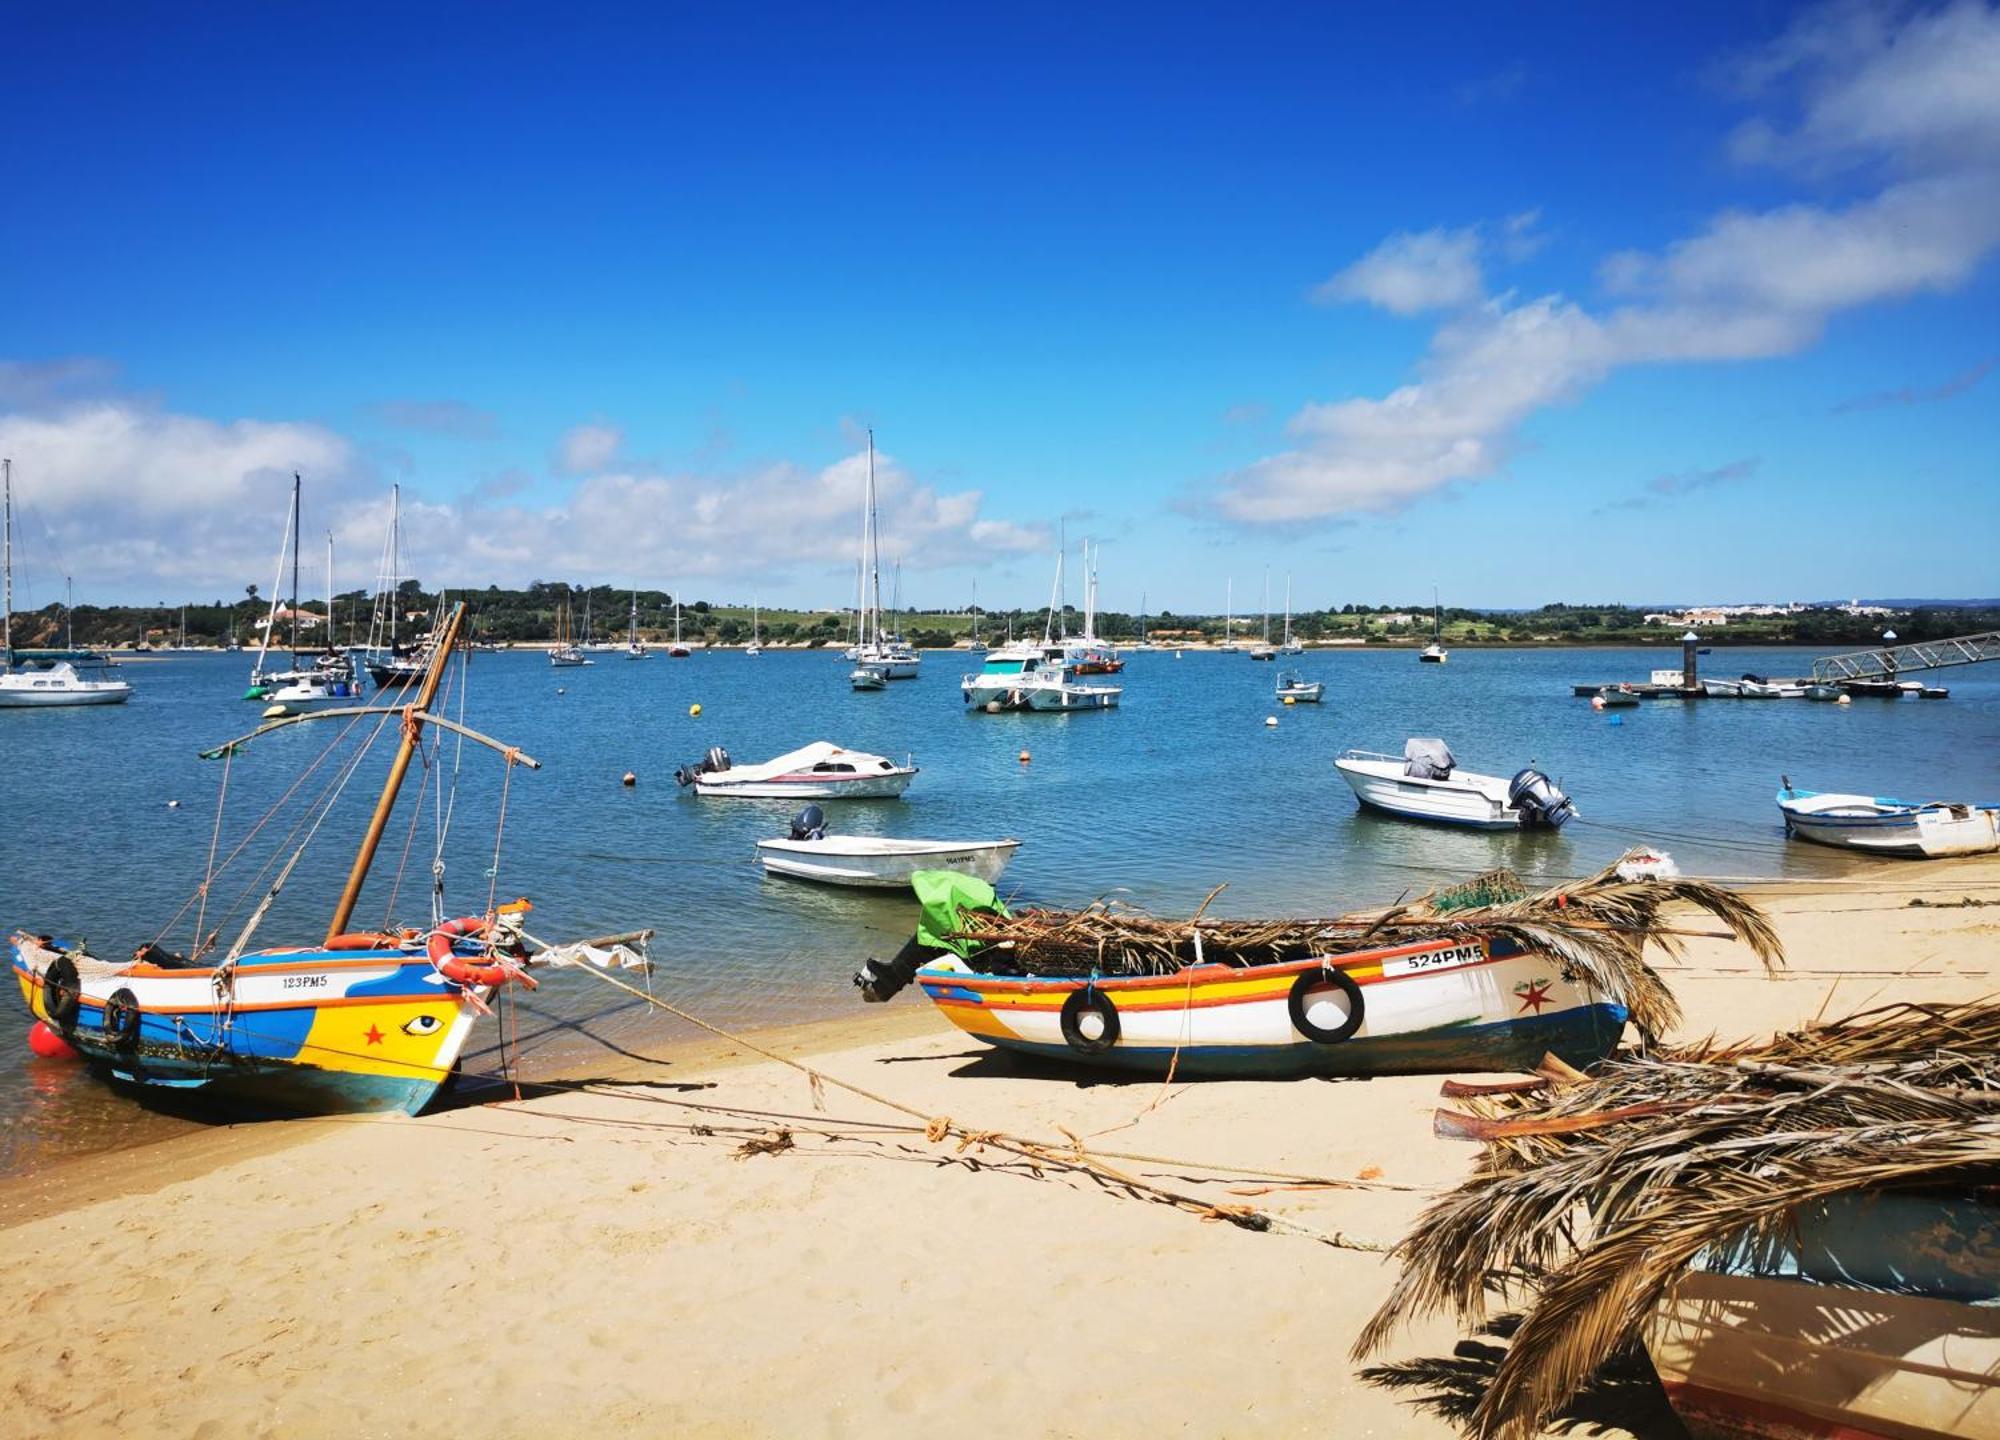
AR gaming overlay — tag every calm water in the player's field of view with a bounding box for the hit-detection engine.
[3,644,1996,1172]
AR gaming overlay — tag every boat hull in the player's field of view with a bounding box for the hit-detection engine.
[1779,790,2000,858]
[1646,1189,2000,1440]
[11,933,487,1116]
[695,770,915,799]
[1334,757,1533,830]
[0,684,131,707]
[917,937,1626,1077]
[756,838,1019,887]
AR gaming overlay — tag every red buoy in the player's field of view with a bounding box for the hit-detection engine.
[27,1020,79,1060]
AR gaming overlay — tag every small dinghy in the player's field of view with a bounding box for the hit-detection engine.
[1275,669,1323,703]
[675,741,917,799]
[850,664,888,691]
[1594,685,1640,708]
[1777,777,2000,858]
[1334,739,1577,830]
[756,807,1018,888]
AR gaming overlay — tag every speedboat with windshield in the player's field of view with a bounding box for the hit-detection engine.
[674,741,918,798]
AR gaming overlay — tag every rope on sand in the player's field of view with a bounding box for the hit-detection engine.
[563,964,1394,1253]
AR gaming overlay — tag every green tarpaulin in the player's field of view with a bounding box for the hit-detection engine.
[911,870,1007,957]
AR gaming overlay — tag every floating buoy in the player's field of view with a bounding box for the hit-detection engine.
[689,703,702,717]
[1609,714,1624,726]
[556,687,566,695]
[1265,716,1278,727]
[1018,749,1031,764]
[1282,696,1296,706]
[261,704,289,719]
[1590,696,1606,710]
[166,799,181,809]
[622,771,637,787]
[985,700,1001,713]
[26,1020,78,1060]
[1836,695,1851,706]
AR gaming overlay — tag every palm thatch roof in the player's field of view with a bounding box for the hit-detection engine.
[949,853,1782,1037]
[1357,999,2000,1440]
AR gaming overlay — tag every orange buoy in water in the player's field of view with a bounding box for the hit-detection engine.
[27,1020,78,1060]
[1018,749,1031,764]
[622,771,637,787]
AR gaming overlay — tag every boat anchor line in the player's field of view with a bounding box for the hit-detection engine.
[552,961,1394,1251]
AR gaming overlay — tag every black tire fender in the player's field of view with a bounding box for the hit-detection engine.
[42,955,82,1032]
[102,987,142,1050]
[1059,986,1120,1054]
[1288,965,1365,1044]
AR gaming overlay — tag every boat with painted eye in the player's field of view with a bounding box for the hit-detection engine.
[4,602,634,1117]
[1778,779,2000,857]
[1335,740,1577,830]
[675,740,918,798]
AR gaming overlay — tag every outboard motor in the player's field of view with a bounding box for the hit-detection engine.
[1508,768,1578,829]
[674,745,733,788]
[789,804,827,841]
[853,936,951,1004]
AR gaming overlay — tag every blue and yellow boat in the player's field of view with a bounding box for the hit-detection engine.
[11,602,548,1116]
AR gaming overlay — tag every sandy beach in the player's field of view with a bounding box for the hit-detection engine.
[3,859,1996,1439]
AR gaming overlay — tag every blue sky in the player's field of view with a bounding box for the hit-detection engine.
[2,2,1995,611]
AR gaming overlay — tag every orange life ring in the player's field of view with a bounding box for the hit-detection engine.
[427,916,537,990]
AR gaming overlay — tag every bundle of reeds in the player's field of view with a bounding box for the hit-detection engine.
[1357,999,2000,1440]
[946,853,1782,1037]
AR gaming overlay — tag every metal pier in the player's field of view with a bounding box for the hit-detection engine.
[1811,631,2000,683]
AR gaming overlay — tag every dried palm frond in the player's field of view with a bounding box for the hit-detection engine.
[945,851,1782,1038]
[1357,998,2000,1440]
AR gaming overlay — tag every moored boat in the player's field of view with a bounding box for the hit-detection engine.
[4,603,630,1117]
[756,807,1018,888]
[674,740,917,798]
[1778,778,2000,857]
[961,645,1119,711]
[850,663,888,691]
[0,463,135,707]
[1335,740,1577,830]
[1275,668,1323,703]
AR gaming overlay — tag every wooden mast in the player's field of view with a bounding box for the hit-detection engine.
[325,600,467,941]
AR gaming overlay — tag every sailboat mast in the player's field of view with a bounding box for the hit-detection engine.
[325,531,334,652]
[1262,568,1270,645]
[289,474,303,664]
[866,431,883,649]
[2,459,12,666]
[1284,574,1293,645]
[326,601,468,942]
[66,577,74,651]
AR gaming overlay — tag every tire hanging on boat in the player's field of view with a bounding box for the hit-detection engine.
[41,954,81,1032]
[1059,985,1120,1054]
[102,987,142,1050]
[1288,964,1364,1044]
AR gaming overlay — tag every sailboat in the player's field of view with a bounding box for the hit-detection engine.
[624,591,650,659]
[851,431,920,679]
[1420,585,1448,663]
[668,590,692,657]
[961,541,1122,712]
[9,602,634,1116]
[550,591,591,667]
[359,484,435,688]
[1215,579,1242,652]
[1061,538,1123,674]
[0,460,134,707]
[967,582,986,654]
[1278,574,1304,655]
[1250,569,1277,660]
[744,599,763,657]
[244,478,362,708]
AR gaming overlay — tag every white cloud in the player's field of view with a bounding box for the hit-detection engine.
[0,393,1046,603]
[554,421,622,475]
[1314,226,1485,314]
[1218,1,2000,526]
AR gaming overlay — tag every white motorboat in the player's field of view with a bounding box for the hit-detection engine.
[962,645,1120,712]
[1778,780,2000,858]
[675,741,917,799]
[850,664,888,691]
[1737,673,1804,698]
[0,462,133,707]
[1701,677,1745,697]
[756,809,1018,888]
[1275,669,1323,703]
[1334,740,1577,830]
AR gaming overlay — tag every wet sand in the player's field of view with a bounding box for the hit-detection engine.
[2,860,1994,1438]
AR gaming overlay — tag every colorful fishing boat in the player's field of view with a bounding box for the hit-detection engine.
[8,602,618,1117]
[855,862,1773,1078]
